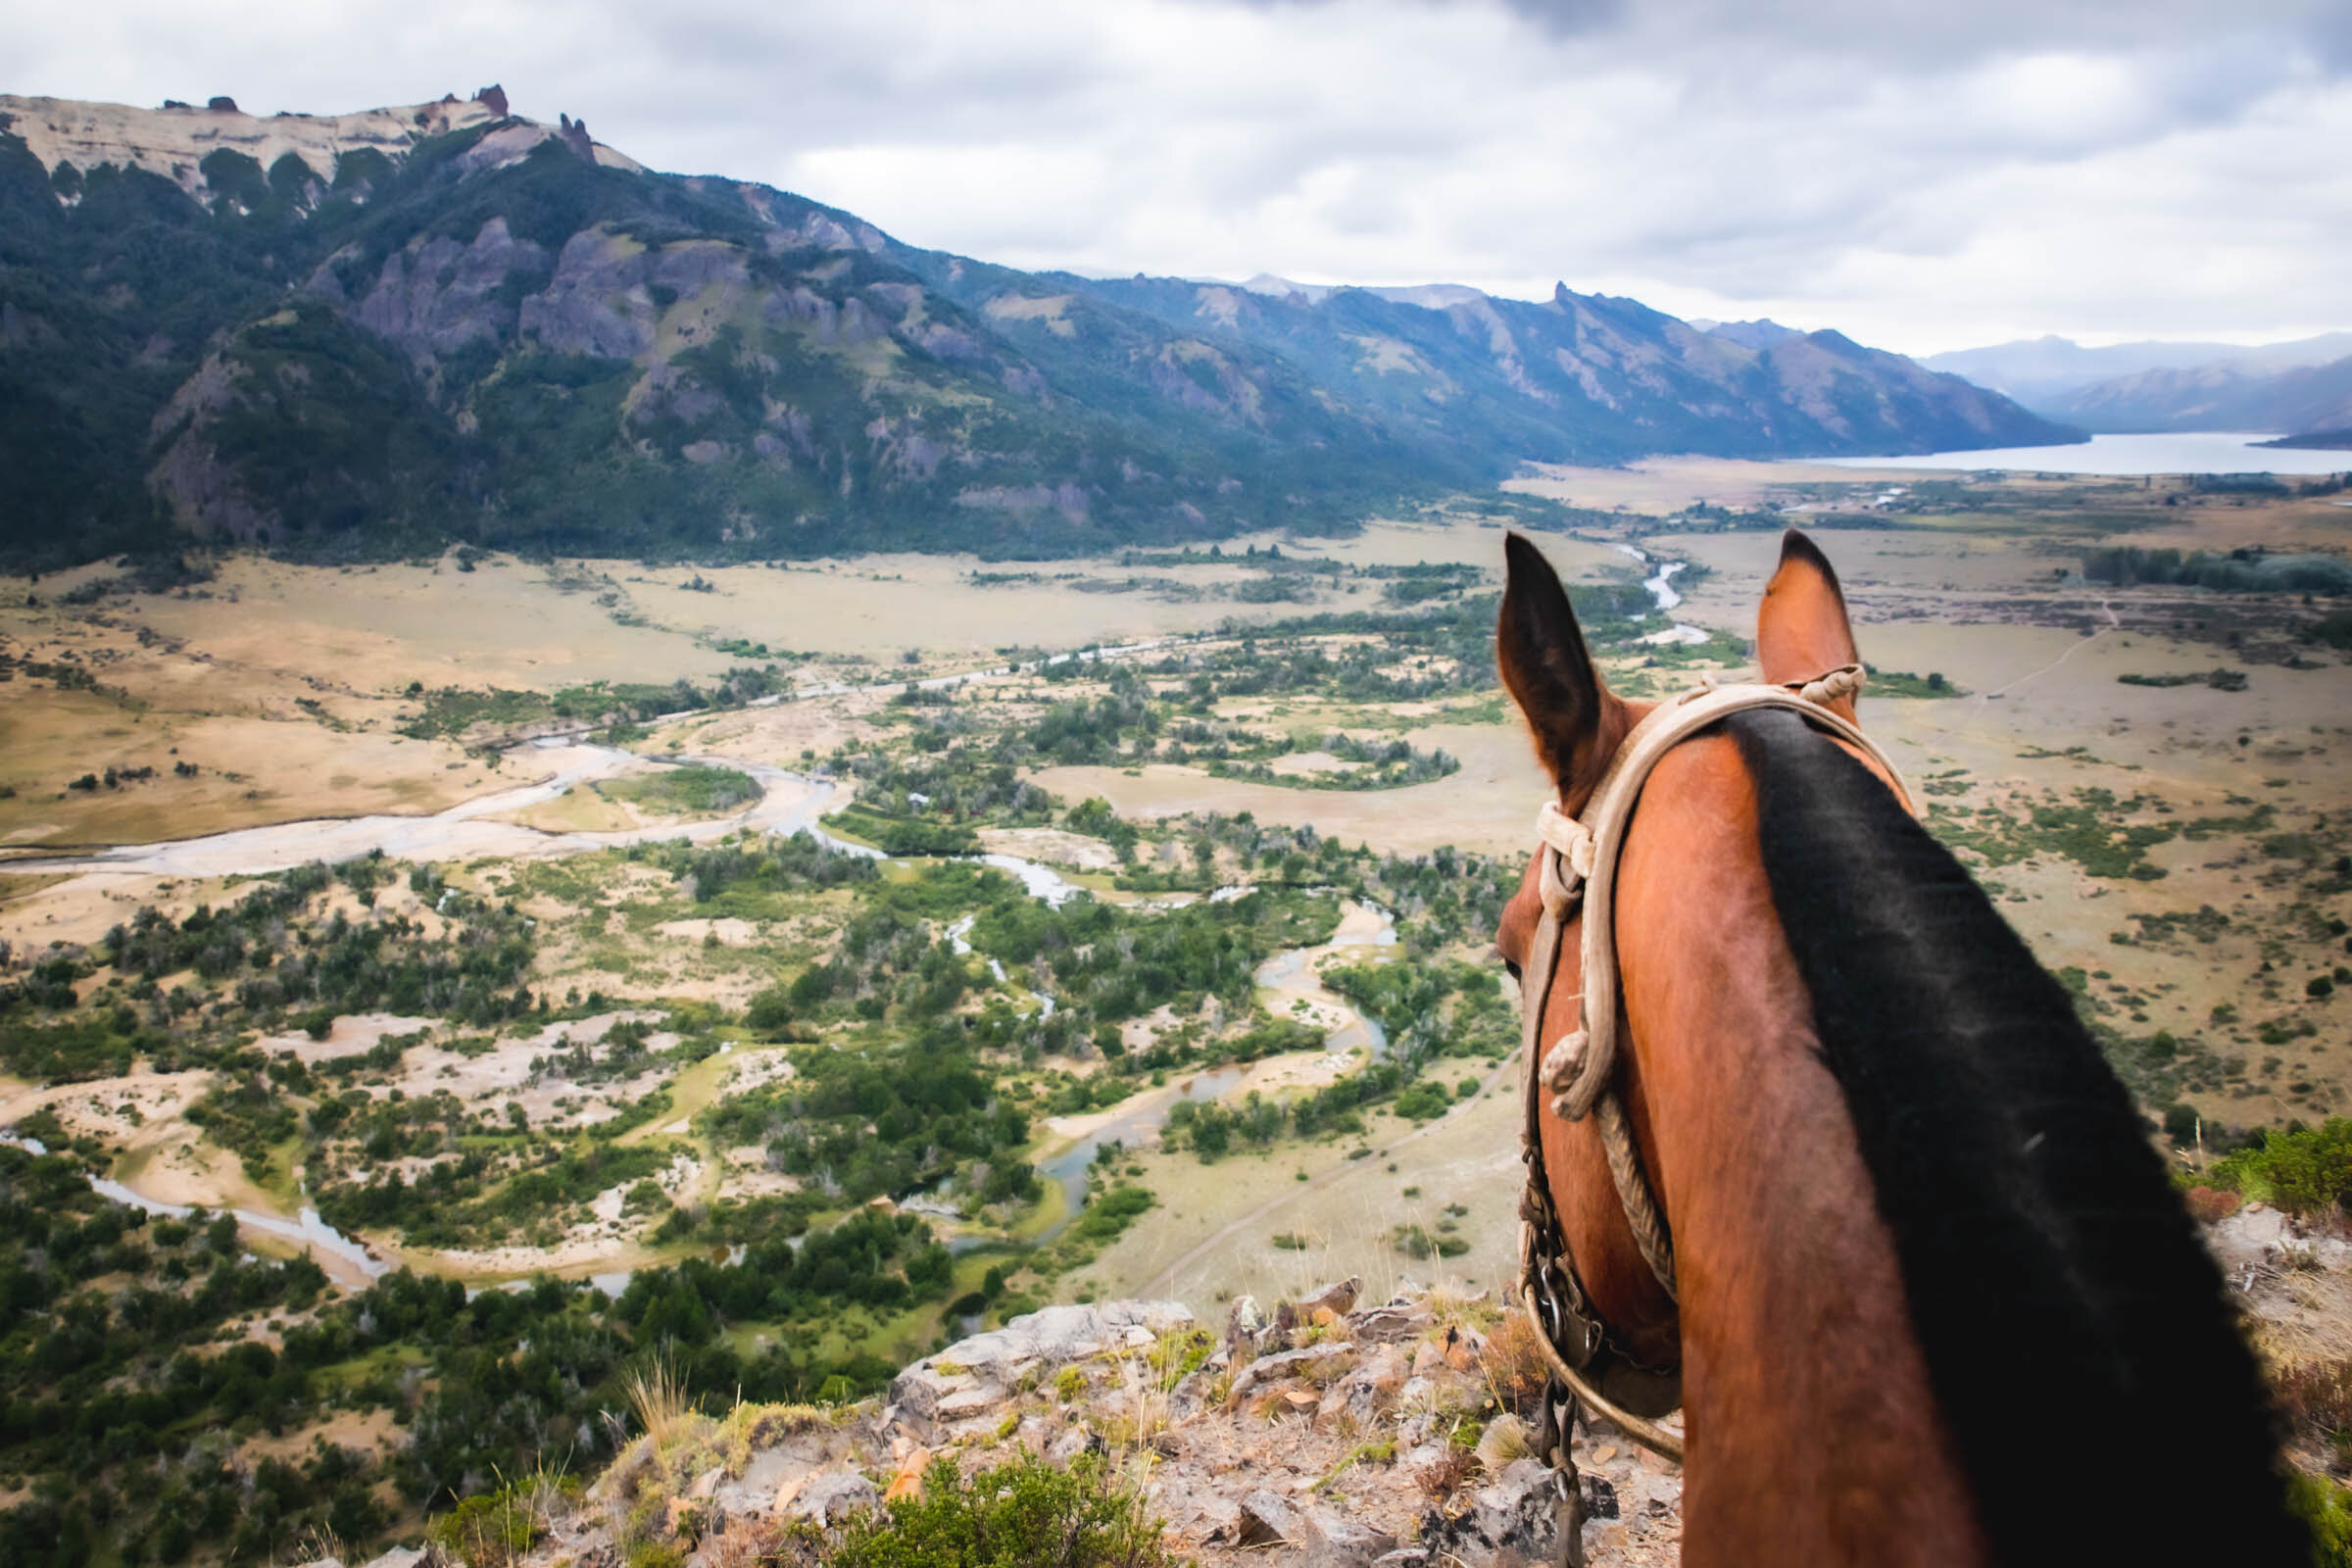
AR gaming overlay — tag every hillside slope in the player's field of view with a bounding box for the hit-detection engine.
[0,88,2072,569]
[2049,354,2352,437]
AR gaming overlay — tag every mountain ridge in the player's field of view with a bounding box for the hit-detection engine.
[1926,331,2352,411]
[0,87,2075,569]
[2037,353,2352,438]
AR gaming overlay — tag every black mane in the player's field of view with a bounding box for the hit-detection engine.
[1729,709,2299,1565]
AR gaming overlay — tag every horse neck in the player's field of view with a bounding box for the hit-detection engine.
[1611,738,1989,1568]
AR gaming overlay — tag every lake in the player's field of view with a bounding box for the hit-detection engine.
[1809,431,2350,477]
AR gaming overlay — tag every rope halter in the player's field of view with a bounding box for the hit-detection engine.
[1514,662,1920,1468]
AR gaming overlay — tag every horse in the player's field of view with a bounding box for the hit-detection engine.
[1492,529,2302,1566]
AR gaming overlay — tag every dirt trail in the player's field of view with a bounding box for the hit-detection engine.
[1982,598,2119,700]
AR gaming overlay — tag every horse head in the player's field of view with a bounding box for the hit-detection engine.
[1489,528,2300,1567]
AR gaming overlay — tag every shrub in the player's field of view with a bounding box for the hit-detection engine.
[428,1487,542,1568]
[2205,1119,2352,1215]
[2290,1472,2352,1568]
[825,1454,1173,1568]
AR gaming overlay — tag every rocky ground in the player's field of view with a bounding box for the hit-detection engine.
[301,1205,2351,1568]
[314,1279,1681,1568]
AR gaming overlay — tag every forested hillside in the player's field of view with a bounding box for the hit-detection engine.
[0,90,2074,569]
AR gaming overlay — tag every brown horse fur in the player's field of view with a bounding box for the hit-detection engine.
[1493,530,2298,1565]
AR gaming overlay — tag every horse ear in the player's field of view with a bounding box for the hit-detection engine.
[1499,532,1624,801]
[1757,528,1862,723]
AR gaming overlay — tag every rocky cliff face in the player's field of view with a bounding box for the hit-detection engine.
[311,1283,1683,1568]
[0,87,639,205]
[282,1205,2345,1568]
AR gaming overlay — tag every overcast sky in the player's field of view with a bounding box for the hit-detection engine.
[10,0,2350,355]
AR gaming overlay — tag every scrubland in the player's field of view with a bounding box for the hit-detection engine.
[5,463,2351,1564]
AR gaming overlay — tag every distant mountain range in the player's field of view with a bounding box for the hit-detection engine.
[0,88,2075,568]
[1926,333,2352,437]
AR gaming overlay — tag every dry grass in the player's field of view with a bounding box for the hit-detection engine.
[1480,1309,1551,1418]
[624,1353,691,1446]
[2278,1358,2352,1436]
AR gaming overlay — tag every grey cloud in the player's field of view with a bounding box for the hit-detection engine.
[6,0,2346,349]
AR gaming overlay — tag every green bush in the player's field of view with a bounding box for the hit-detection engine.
[428,1487,542,1568]
[825,1454,1172,1568]
[2290,1472,2352,1567]
[2202,1119,2352,1216]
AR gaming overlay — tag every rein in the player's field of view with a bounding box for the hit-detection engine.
[1511,665,1917,1563]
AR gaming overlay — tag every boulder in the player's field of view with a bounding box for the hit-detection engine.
[1442,1325,1488,1374]
[1226,1294,1269,1353]
[1420,1457,1560,1567]
[909,1301,1194,1394]
[1317,1342,1411,1429]
[1234,1490,1304,1546]
[1296,1277,1361,1319]
[1225,1342,1356,1410]
[934,1384,1007,1422]
[1348,1300,1436,1344]
[789,1469,880,1526]
[1301,1502,1397,1566]
[1049,1424,1104,1464]
[885,1362,973,1426]
[361,1550,423,1568]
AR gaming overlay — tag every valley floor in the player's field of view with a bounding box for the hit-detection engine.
[5,461,2351,1564]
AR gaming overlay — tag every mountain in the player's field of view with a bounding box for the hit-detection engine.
[0,88,2075,569]
[2040,354,2352,436]
[1690,318,1803,350]
[1925,332,2352,410]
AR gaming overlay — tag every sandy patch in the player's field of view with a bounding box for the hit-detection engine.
[0,1067,213,1142]
[253,1012,438,1064]
[975,826,1121,871]
[1228,1048,1363,1097]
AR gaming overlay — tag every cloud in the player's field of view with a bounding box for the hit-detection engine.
[5,0,2347,352]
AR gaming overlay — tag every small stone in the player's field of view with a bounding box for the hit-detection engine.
[685,1465,723,1500]
[1049,1425,1103,1464]
[1236,1490,1303,1547]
